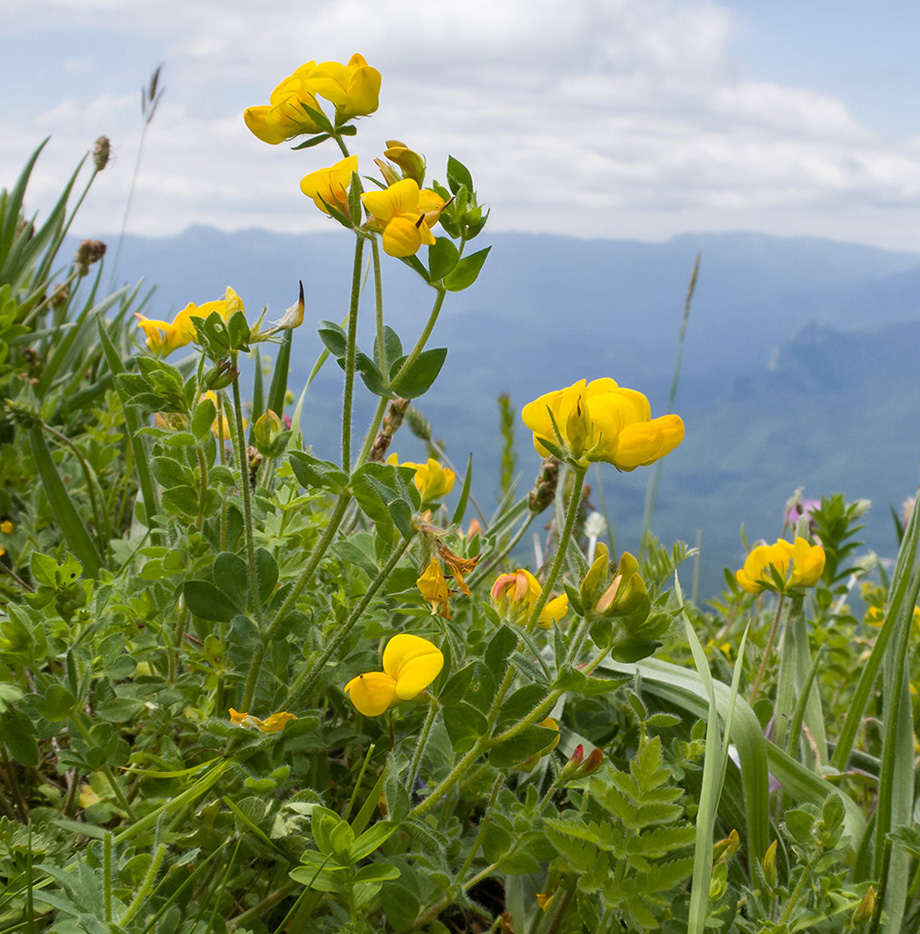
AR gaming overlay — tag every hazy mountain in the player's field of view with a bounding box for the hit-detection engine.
[99,226,920,598]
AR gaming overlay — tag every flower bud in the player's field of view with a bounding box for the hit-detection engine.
[203,359,238,390]
[762,839,777,890]
[528,457,559,514]
[581,541,610,604]
[517,717,560,771]
[253,409,284,455]
[383,140,426,186]
[851,885,875,925]
[74,239,107,276]
[595,553,646,617]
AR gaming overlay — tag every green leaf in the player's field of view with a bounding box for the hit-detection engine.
[353,863,400,884]
[267,329,293,417]
[495,684,548,734]
[446,156,474,196]
[428,237,459,281]
[438,662,476,707]
[160,485,200,517]
[2,709,39,766]
[256,548,279,606]
[288,451,348,494]
[351,463,420,540]
[443,702,488,754]
[213,552,248,609]
[444,247,490,292]
[389,348,447,399]
[318,320,348,358]
[34,684,76,721]
[192,396,217,439]
[350,822,398,861]
[183,580,243,622]
[485,624,518,675]
[29,551,58,588]
[489,724,557,769]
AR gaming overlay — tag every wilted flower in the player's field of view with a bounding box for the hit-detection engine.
[388,454,455,502]
[735,537,825,594]
[344,633,444,716]
[361,178,445,257]
[490,568,568,629]
[263,281,305,335]
[417,558,451,618]
[521,378,684,470]
[437,542,480,595]
[229,708,297,733]
[300,155,358,217]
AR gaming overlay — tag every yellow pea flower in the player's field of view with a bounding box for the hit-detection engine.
[361,178,445,257]
[490,568,568,629]
[307,53,381,121]
[521,378,684,470]
[244,62,327,145]
[184,286,245,325]
[134,305,197,358]
[735,537,825,594]
[417,558,451,619]
[388,454,455,502]
[229,708,298,733]
[1,520,13,535]
[344,633,444,717]
[300,155,358,217]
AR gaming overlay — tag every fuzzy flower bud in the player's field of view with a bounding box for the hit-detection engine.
[74,239,107,276]
[851,886,875,925]
[93,136,111,171]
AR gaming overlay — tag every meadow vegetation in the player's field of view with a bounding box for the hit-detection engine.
[0,53,919,934]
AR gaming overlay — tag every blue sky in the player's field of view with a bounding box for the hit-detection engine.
[4,0,920,251]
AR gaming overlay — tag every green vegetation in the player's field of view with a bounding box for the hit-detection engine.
[1,59,919,934]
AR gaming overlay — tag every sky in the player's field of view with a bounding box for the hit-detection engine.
[5,0,920,251]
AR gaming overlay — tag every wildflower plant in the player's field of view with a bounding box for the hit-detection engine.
[1,50,919,934]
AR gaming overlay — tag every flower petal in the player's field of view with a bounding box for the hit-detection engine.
[344,671,398,716]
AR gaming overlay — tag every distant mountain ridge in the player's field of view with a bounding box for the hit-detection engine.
[96,226,920,597]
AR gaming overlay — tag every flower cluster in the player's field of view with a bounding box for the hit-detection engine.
[521,378,684,470]
[735,537,826,595]
[244,54,380,144]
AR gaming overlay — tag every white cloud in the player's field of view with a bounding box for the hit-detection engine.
[4,0,920,250]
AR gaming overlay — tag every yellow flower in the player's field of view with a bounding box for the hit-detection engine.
[490,568,568,629]
[735,537,825,594]
[417,558,451,618]
[183,286,245,325]
[388,454,455,501]
[521,378,684,470]
[344,633,444,717]
[307,53,381,121]
[244,63,327,145]
[201,391,245,438]
[0,520,13,534]
[229,708,297,733]
[244,54,380,145]
[361,178,445,257]
[134,305,197,358]
[300,155,358,216]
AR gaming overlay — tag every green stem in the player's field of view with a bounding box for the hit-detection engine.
[71,716,136,820]
[232,366,265,629]
[778,846,821,925]
[282,534,415,709]
[747,593,786,705]
[406,702,439,792]
[371,236,386,375]
[389,287,447,388]
[103,831,112,923]
[354,396,389,468]
[525,463,586,634]
[120,843,167,926]
[342,235,366,469]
